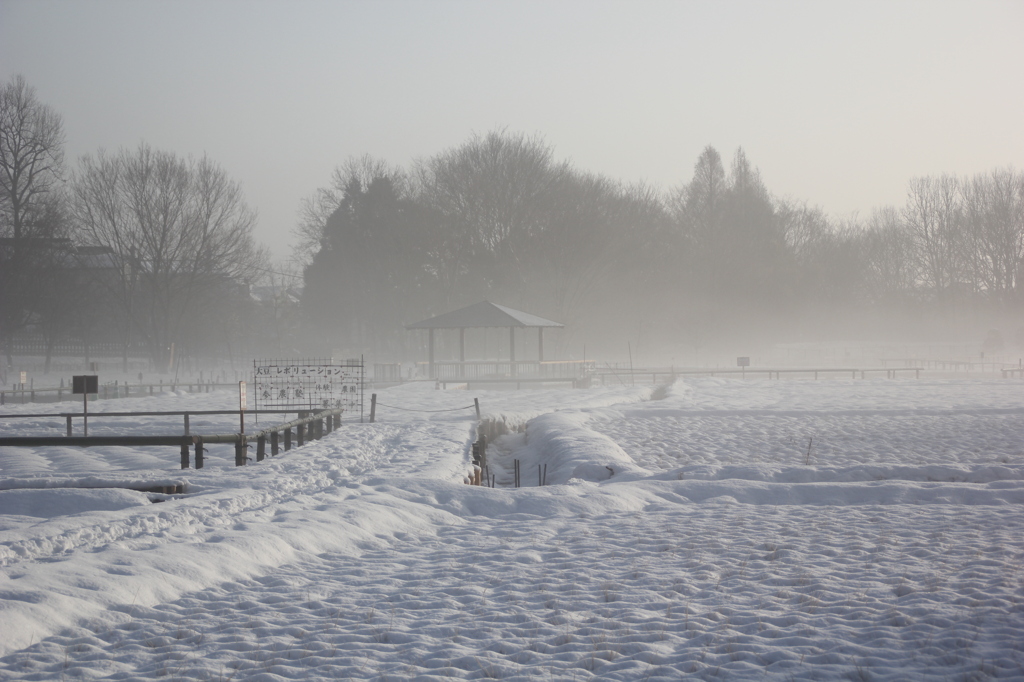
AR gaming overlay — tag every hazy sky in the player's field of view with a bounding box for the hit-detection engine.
[2,0,1022,259]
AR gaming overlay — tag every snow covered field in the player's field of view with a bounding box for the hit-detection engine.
[0,377,1022,680]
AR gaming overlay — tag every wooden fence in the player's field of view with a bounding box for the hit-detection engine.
[0,407,345,469]
[0,381,237,405]
[591,367,926,385]
[420,360,594,381]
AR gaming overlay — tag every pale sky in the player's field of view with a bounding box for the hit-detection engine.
[2,0,1022,258]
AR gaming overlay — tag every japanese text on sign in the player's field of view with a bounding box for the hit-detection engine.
[252,359,364,413]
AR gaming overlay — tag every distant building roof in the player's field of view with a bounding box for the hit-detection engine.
[406,301,563,330]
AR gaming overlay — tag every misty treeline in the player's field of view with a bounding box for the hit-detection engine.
[0,75,269,373]
[300,133,1024,360]
[4,72,1023,372]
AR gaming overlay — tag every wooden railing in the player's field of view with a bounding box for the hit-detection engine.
[591,367,926,384]
[0,407,345,469]
[0,381,237,405]
[420,360,594,381]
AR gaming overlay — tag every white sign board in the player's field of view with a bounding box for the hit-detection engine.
[239,380,247,411]
[252,359,364,413]
[737,357,750,367]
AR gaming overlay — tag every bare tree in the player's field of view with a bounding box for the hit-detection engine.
[72,143,268,368]
[0,75,64,242]
[862,206,919,303]
[0,75,67,366]
[962,167,1024,304]
[415,130,569,304]
[903,175,969,304]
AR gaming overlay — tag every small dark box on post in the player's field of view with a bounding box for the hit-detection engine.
[73,375,98,394]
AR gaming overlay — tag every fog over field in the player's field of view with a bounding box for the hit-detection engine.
[2,1,1023,369]
[1,2,1023,679]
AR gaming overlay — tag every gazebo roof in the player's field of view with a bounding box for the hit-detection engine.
[406,301,563,330]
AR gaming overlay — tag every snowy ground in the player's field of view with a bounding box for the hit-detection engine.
[0,377,1022,680]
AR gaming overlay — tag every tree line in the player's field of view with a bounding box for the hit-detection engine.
[301,132,1023,360]
[1,75,267,374]
[4,72,1021,372]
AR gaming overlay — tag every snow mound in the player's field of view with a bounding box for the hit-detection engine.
[523,411,649,484]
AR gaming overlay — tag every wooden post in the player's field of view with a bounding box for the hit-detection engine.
[318,418,324,439]
[180,441,189,469]
[194,437,204,469]
[509,327,516,376]
[184,413,190,435]
[66,415,72,437]
[297,420,304,446]
[370,393,377,423]
[538,327,544,363]
[271,429,279,455]
[428,328,435,379]
[235,437,246,466]
[284,427,291,451]
[474,397,480,420]
[256,435,266,462]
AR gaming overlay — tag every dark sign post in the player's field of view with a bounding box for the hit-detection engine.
[737,356,750,379]
[72,375,98,436]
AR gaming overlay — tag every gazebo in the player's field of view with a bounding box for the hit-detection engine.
[406,301,563,378]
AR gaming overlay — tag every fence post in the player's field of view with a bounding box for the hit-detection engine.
[235,436,246,466]
[284,427,292,451]
[256,435,266,462]
[370,394,377,423]
[474,398,480,420]
[66,415,72,437]
[184,413,190,435]
[194,437,204,469]
[271,429,279,455]
[180,440,190,469]
[318,417,324,439]
[297,420,304,446]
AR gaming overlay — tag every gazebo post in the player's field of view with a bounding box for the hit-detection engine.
[406,302,562,382]
[509,327,516,377]
[429,328,435,379]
